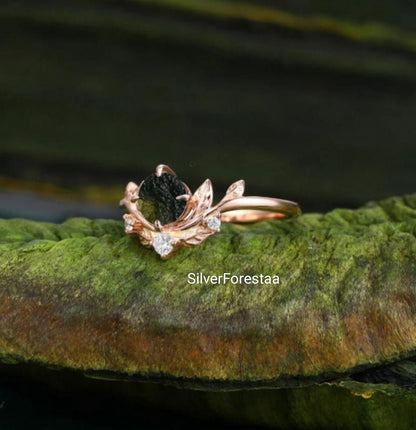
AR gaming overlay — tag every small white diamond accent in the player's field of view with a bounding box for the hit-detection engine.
[153,233,173,257]
[125,217,134,232]
[207,216,221,231]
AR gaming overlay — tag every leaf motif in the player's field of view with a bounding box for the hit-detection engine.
[216,179,245,207]
[182,226,216,246]
[175,179,213,225]
[226,180,245,198]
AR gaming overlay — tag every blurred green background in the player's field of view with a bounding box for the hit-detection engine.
[1,0,416,221]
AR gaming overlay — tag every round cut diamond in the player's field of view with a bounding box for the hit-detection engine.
[207,216,221,231]
[153,233,173,257]
[125,224,133,232]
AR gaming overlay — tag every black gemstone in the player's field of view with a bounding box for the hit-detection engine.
[138,173,187,225]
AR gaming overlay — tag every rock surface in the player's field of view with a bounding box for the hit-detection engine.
[2,194,416,428]
[1,193,416,383]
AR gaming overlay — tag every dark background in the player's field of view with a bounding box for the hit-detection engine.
[1,0,416,428]
[1,0,416,222]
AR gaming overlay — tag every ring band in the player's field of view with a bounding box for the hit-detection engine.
[220,197,301,222]
[120,165,301,259]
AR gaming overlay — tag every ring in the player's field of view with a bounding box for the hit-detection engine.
[120,165,301,259]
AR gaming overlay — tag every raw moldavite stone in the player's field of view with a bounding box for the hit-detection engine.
[138,172,187,225]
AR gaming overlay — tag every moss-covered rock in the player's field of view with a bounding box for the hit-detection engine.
[2,193,416,428]
[1,193,416,385]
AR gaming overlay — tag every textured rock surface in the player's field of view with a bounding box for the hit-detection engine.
[1,194,416,385]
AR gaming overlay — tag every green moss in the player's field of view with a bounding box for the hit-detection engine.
[0,194,416,384]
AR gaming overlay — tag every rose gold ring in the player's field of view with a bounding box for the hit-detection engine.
[120,164,301,259]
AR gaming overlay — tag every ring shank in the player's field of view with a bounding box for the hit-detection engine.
[219,197,301,223]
